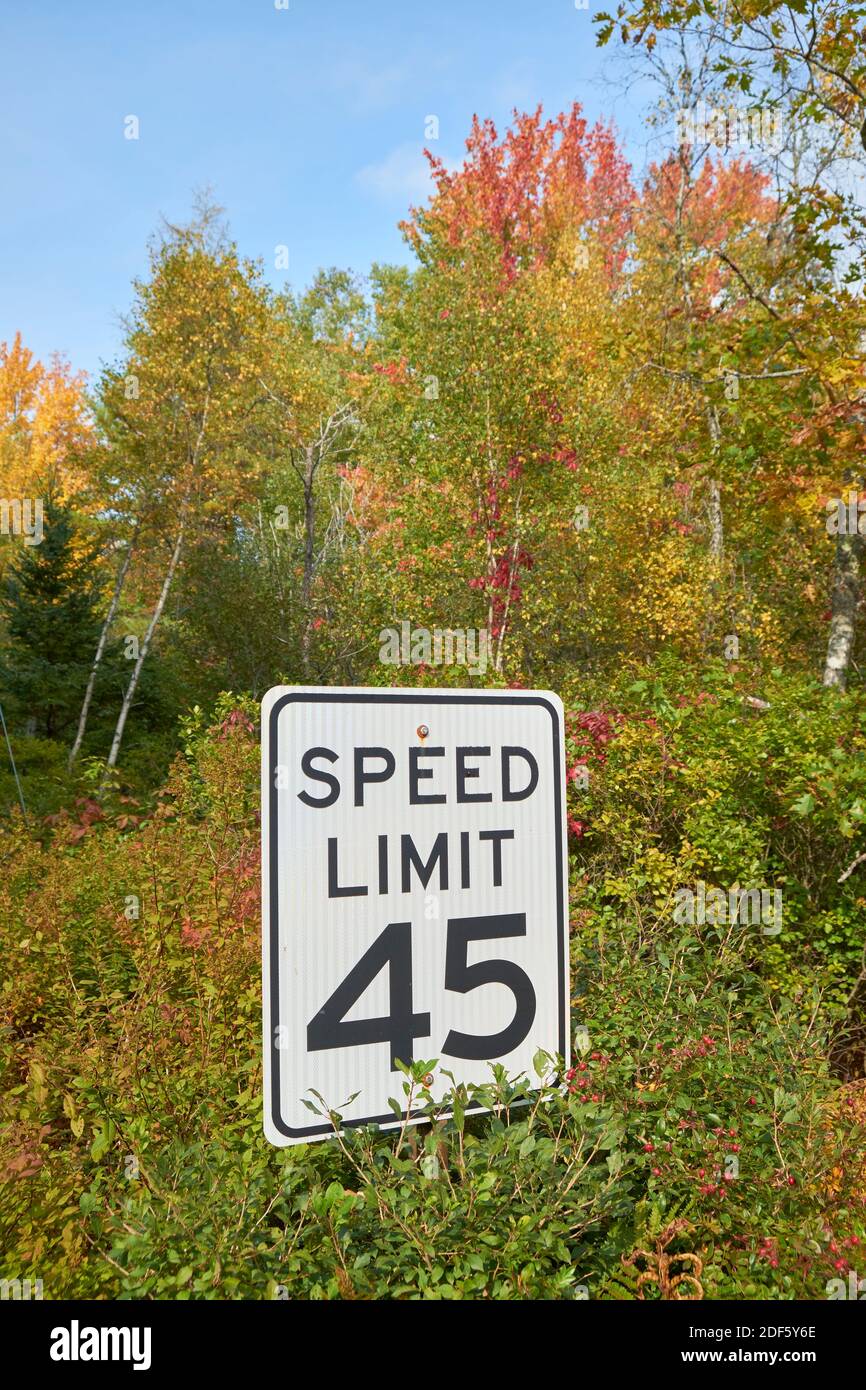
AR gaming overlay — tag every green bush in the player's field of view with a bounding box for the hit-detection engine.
[1,694,864,1300]
[563,665,866,1014]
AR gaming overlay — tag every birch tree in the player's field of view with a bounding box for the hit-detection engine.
[255,293,362,675]
[602,5,866,679]
[96,206,269,782]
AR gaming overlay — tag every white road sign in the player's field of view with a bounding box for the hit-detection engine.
[262,686,569,1145]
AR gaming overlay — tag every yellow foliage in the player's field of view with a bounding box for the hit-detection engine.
[0,332,92,500]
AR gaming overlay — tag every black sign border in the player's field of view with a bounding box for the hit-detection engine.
[266,690,567,1140]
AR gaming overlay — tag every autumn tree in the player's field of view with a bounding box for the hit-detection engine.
[598,0,866,166]
[85,202,271,779]
[597,2,866,685]
[253,276,364,675]
[0,335,92,595]
[375,105,634,672]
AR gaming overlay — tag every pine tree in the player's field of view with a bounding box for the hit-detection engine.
[0,497,104,739]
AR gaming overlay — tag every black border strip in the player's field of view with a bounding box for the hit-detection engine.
[266,691,566,1140]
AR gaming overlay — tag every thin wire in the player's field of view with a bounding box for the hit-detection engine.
[0,700,27,818]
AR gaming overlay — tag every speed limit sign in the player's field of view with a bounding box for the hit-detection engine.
[262,686,569,1145]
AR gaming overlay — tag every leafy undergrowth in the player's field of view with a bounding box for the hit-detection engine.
[1,690,865,1300]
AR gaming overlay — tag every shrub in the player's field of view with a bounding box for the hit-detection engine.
[1,685,864,1299]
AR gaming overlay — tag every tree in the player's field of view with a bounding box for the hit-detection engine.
[626,147,780,652]
[597,0,866,685]
[382,105,634,672]
[67,521,138,768]
[0,333,91,502]
[0,498,104,739]
[254,284,363,675]
[91,201,270,779]
[597,1,866,166]
[0,334,93,598]
[823,518,863,688]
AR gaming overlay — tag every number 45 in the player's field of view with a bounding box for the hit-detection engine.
[306,914,537,1070]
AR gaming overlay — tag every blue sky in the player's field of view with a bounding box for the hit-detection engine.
[0,0,652,382]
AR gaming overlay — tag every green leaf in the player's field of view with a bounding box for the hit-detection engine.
[90,1130,109,1162]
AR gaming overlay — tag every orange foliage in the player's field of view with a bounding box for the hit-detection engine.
[403,103,634,281]
[0,331,92,499]
[637,154,777,306]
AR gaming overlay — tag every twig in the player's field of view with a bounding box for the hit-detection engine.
[838,849,866,884]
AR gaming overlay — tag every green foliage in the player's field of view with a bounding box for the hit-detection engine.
[1,708,863,1300]
[0,498,104,740]
[0,733,73,821]
[564,664,866,1012]
[3,61,866,1299]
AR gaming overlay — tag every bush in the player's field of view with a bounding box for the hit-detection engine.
[563,665,866,1019]
[1,691,864,1299]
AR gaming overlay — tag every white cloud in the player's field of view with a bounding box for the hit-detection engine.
[355,142,438,203]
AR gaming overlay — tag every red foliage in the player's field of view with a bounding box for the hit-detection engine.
[567,709,623,768]
[372,357,409,384]
[638,154,776,305]
[216,708,255,741]
[403,104,634,282]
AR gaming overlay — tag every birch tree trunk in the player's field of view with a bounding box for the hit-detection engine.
[493,491,523,673]
[301,444,316,676]
[68,527,138,769]
[823,527,863,690]
[706,477,724,561]
[102,519,186,782]
[705,405,724,561]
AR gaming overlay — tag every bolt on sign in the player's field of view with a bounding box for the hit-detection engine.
[262,686,569,1145]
